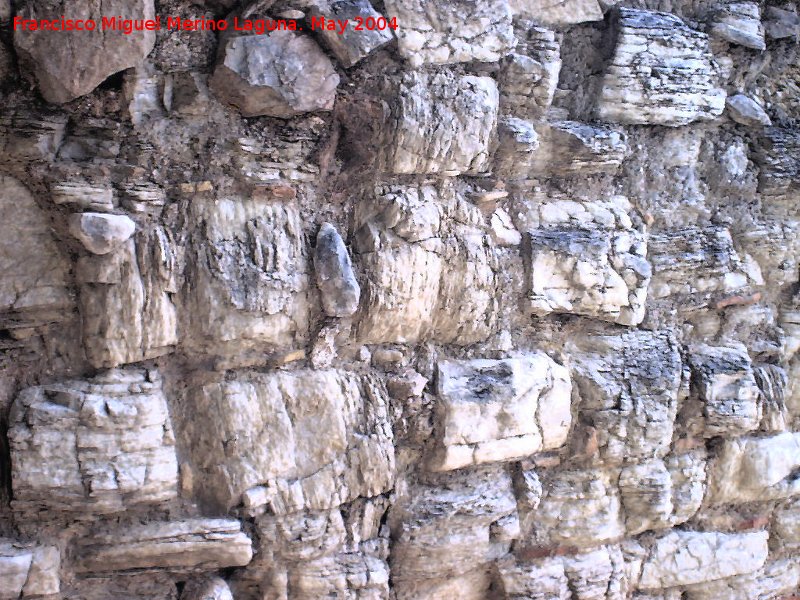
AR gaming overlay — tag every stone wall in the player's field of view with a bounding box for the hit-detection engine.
[0,0,799,598]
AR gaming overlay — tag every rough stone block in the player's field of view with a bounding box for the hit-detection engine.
[637,531,768,590]
[182,197,310,358]
[0,176,72,332]
[428,354,571,471]
[707,432,800,504]
[210,32,339,118]
[596,8,726,126]
[14,0,156,104]
[753,127,800,197]
[688,343,761,437]
[314,222,360,317]
[75,519,253,573]
[527,121,629,177]
[383,0,514,67]
[684,559,800,600]
[8,369,178,515]
[709,2,766,50]
[176,370,394,511]
[619,460,673,535]
[568,330,683,464]
[508,0,603,25]
[356,183,497,345]
[0,541,60,598]
[78,227,178,369]
[309,0,393,67]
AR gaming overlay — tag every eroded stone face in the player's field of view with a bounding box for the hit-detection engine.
[0,541,60,598]
[428,354,571,471]
[309,0,394,67]
[8,369,178,516]
[176,369,394,511]
[14,0,156,104]
[596,8,726,126]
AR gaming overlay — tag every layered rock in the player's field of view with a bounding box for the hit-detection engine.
[709,1,766,50]
[175,369,394,511]
[8,369,178,516]
[383,0,515,67]
[14,0,156,103]
[752,127,800,197]
[596,8,726,126]
[428,354,571,471]
[508,0,604,25]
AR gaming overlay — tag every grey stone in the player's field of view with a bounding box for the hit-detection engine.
[764,6,800,39]
[726,94,772,126]
[710,2,766,50]
[0,541,60,598]
[14,0,156,104]
[314,223,360,317]
[309,0,393,67]
[68,212,136,255]
[180,576,233,600]
[210,32,339,118]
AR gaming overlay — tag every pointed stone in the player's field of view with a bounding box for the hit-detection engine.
[314,223,361,317]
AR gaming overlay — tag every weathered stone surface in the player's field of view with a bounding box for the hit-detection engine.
[597,8,726,126]
[176,369,394,511]
[429,354,571,471]
[637,531,768,589]
[8,369,178,515]
[565,334,689,471]
[383,0,514,67]
[0,541,60,598]
[14,0,156,104]
[528,121,629,177]
[390,467,517,599]
[309,0,393,67]
[387,72,498,175]
[666,450,707,525]
[493,117,540,180]
[684,559,800,600]
[752,127,800,197]
[52,181,115,212]
[619,460,673,535]
[764,6,800,39]
[688,343,761,437]
[314,223,360,317]
[726,94,772,126]
[68,212,136,255]
[181,576,233,600]
[524,224,650,326]
[0,112,66,163]
[210,32,339,118]
[75,519,253,572]
[77,227,178,368]
[355,183,497,345]
[0,175,72,331]
[498,25,561,119]
[508,0,603,25]
[182,197,309,358]
[707,432,800,504]
[709,2,766,50]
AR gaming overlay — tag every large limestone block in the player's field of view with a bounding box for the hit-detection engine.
[687,343,761,437]
[0,541,60,598]
[619,460,673,535]
[177,370,394,511]
[0,176,71,331]
[508,0,603,25]
[684,559,800,600]
[388,72,499,175]
[14,0,156,104]
[596,8,726,126]
[383,0,514,67]
[390,467,517,599]
[210,32,339,118]
[8,369,178,515]
[429,354,572,471]
[637,531,768,590]
[183,197,310,358]
[524,226,650,326]
[75,519,253,573]
[566,331,685,459]
[526,121,629,177]
[356,183,497,345]
[77,226,178,368]
[707,432,800,504]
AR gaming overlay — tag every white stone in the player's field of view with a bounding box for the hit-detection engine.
[68,212,136,255]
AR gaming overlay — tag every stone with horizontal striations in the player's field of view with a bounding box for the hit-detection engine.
[528,121,628,176]
[752,128,800,197]
[314,223,360,317]
[383,0,514,67]
[596,8,726,126]
[508,0,603,25]
[726,94,772,126]
[210,32,339,118]
[75,519,253,573]
[684,559,800,600]
[0,541,60,599]
[709,2,766,50]
[309,0,393,67]
[68,212,136,255]
[14,0,156,104]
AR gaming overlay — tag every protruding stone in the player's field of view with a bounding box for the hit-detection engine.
[75,519,253,573]
[68,212,137,255]
[309,0,393,67]
[52,182,115,212]
[596,8,726,126]
[0,541,60,598]
[314,223,360,317]
[528,121,628,176]
[726,94,772,126]
[210,32,339,118]
[383,0,514,67]
[764,6,800,39]
[508,0,603,26]
[181,576,234,600]
[14,0,157,104]
[709,2,766,50]
[429,354,571,471]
